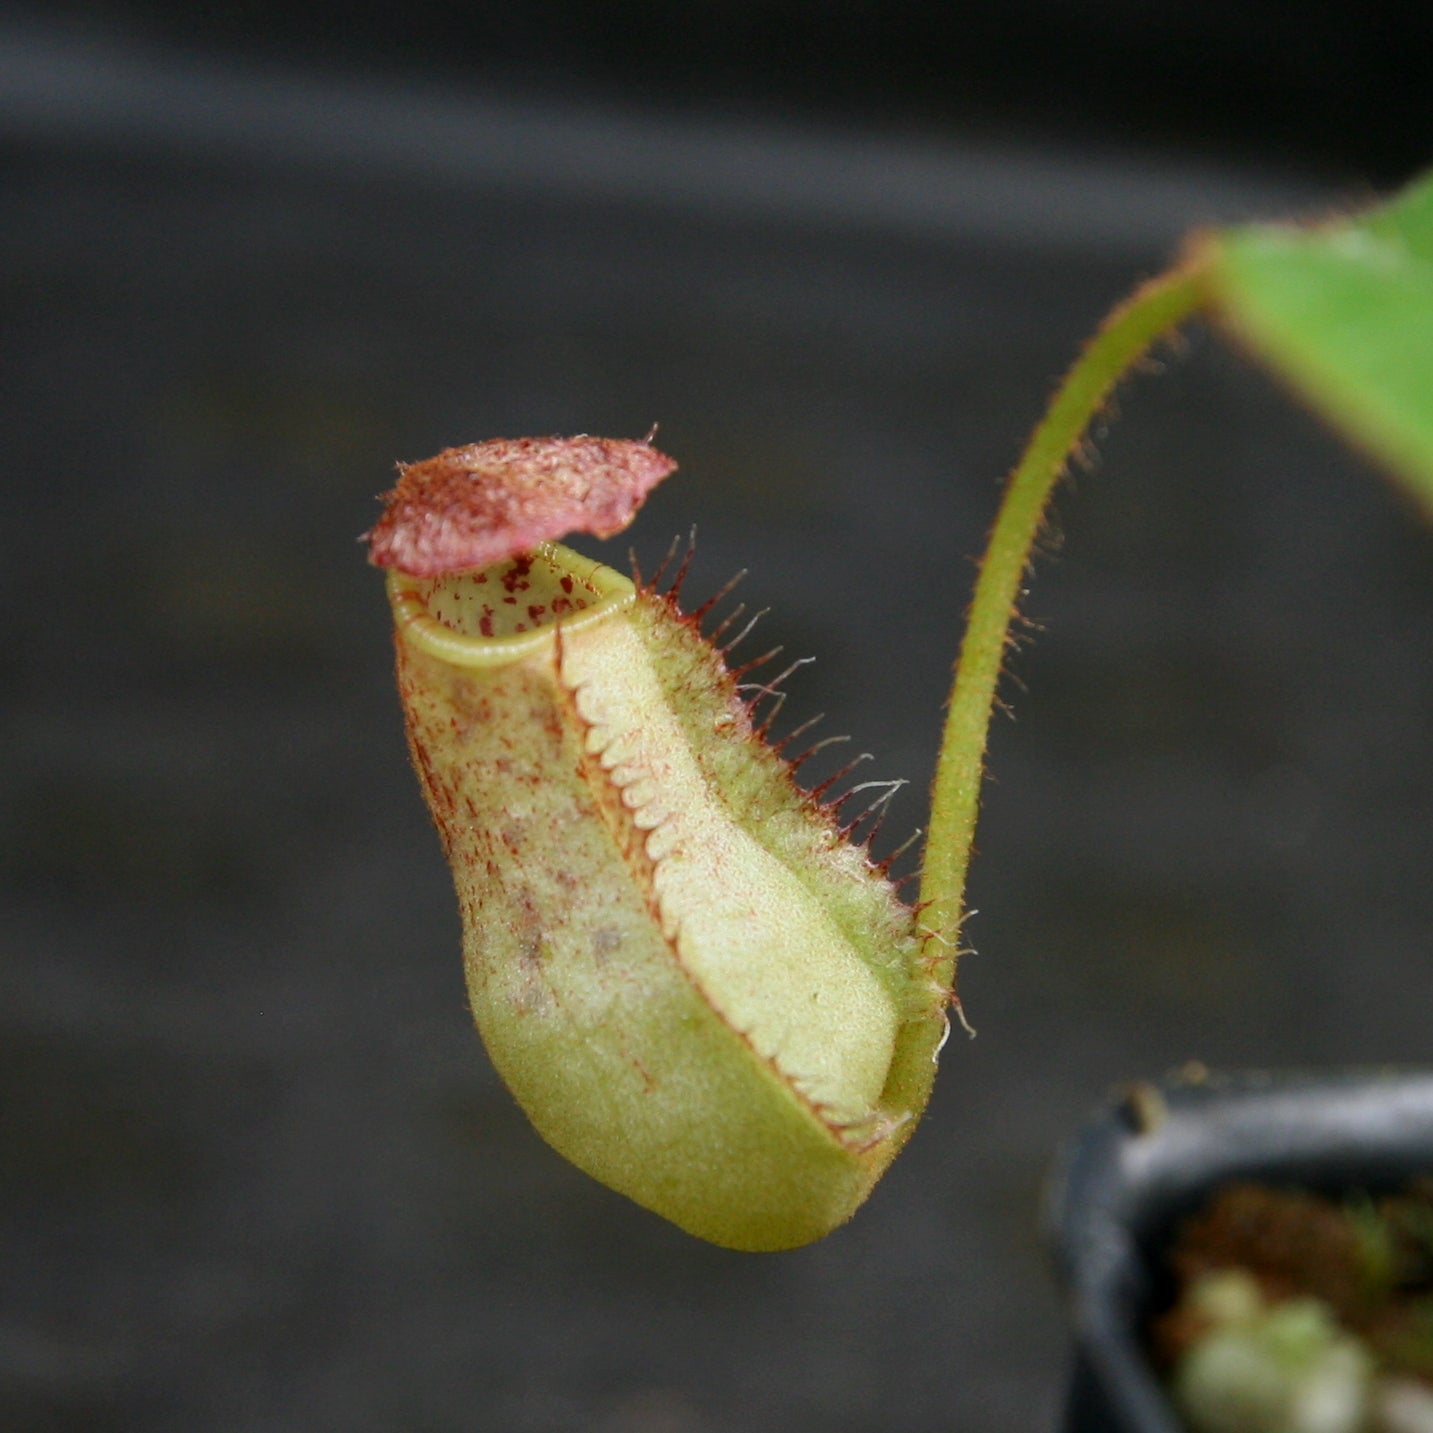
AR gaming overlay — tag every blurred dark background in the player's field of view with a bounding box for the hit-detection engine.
[18,0,1433,182]
[3,6,1431,1432]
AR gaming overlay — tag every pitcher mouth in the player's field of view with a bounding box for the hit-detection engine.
[387,542,636,668]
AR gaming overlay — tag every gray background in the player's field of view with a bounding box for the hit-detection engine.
[3,18,1431,1433]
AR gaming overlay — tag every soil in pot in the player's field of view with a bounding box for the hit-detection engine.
[1154,1181,1433,1433]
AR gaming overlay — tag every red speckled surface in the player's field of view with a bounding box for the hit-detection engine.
[367,437,677,576]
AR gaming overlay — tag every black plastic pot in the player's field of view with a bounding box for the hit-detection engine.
[1044,1068,1433,1433]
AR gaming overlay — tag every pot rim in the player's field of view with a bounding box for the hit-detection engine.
[1043,1066,1433,1433]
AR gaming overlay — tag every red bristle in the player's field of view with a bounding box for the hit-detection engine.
[665,527,698,602]
[729,645,783,682]
[717,607,769,656]
[746,656,814,735]
[830,780,874,817]
[752,689,788,740]
[760,654,813,692]
[786,730,847,774]
[835,779,908,839]
[706,601,746,646]
[645,532,684,592]
[874,827,923,877]
[771,712,824,756]
[690,568,747,624]
[809,752,873,802]
[857,805,892,850]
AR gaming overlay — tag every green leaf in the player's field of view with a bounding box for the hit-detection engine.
[1205,169,1433,517]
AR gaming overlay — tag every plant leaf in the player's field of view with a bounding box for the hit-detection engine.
[1204,169,1433,517]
